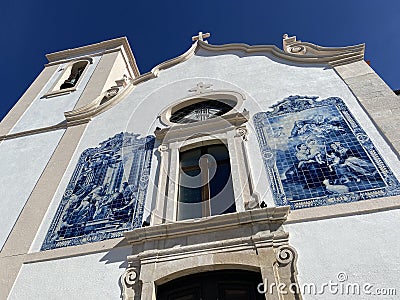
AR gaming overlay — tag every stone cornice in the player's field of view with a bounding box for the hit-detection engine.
[123,36,364,92]
[124,206,290,245]
[79,35,363,121]
[18,35,364,135]
[0,119,89,141]
[198,39,364,67]
[282,34,365,66]
[64,77,134,124]
[45,37,140,77]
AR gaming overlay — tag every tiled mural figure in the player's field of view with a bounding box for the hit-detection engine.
[42,132,155,250]
[254,96,400,209]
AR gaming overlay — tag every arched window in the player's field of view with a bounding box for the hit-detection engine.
[59,61,88,90]
[153,88,259,224]
[177,143,235,220]
[170,99,235,124]
[159,91,245,126]
[43,58,92,98]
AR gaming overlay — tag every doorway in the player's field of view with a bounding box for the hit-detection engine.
[157,269,264,300]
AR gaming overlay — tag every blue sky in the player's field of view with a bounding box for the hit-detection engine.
[1,1,399,121]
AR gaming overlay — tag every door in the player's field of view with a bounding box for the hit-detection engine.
[157,270,264,300]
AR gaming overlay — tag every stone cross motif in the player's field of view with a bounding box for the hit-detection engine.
[192,31,211,42]
[188,82,213,94]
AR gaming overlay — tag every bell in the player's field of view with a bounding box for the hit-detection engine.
[60,79,76,89]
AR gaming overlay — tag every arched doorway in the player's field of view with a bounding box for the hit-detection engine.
[157,269,264,300]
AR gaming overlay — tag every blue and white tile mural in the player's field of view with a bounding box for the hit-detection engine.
[254,96,400,209]
[42,132,155,250]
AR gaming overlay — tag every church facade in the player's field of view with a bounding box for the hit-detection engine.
[1,33,399,299]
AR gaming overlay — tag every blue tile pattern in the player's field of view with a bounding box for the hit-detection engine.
[254,96,400,209]
[41,132,155,250]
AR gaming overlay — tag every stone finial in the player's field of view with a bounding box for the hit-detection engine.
[282,34,307,55]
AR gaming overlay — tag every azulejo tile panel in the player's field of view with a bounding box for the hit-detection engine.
[41,132,155,250]
[254,96,400,209]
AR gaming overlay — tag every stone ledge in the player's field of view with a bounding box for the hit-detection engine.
[124,207,290,245]
[286,195,400,224]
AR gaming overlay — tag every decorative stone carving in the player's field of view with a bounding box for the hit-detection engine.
[283,34,306,55]
[122,207,301,299]
[235,126,248,141]
[157,144,168,152]
[274,245,301,300]
[102,75,132,102]
[287,45,307,55]
[276,245,297,266]
[104,87,119,99]
[188,82,213,94]
[120,262,141,300]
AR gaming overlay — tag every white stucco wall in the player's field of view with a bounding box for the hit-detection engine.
[33,48,400,243]
[12,46,400,299]
[8,246,131,300]
[286,209,400,299]
[1,56,101,251]
[0,130,65,251]
[9,56,100,133]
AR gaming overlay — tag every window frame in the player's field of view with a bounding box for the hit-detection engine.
[42,57,93,98]
[177,142,235,220]
[152,109,259,224]
[158,91,246,126]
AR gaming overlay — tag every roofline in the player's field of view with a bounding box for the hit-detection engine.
[131,36,365,88]
[58,35,367,124]
[45,37,140,77]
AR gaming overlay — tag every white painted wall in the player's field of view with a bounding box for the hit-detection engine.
[10,56,100,133]
[14,47,400,298]
[34,48,400,236]
[8,246,131,300]
[286,209,400,300]
[0,56,104,252]
[0,130,65,251]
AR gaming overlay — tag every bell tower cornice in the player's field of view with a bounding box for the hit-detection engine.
[45,37,140,78]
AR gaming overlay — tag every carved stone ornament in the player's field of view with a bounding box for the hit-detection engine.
[235,126,248,141]
[188,82,213,94]
[276,245,297,267]
[120,264,141,300]
[274,245,301,299]
[104,87,120,99]
[286,45,307,55]
[283,34,307,55]
[158,144,169,152]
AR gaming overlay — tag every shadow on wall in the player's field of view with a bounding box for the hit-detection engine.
[99,240,131,269]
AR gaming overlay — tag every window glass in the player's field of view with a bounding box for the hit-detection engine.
[170,100,234,124]
[177,143,235,220]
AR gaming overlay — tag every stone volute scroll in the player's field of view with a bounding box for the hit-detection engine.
[275,245,301,300]
[120,261,141,300]
[282,34,365,66]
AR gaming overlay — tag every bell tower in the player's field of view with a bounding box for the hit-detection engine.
[0,37,140,298]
